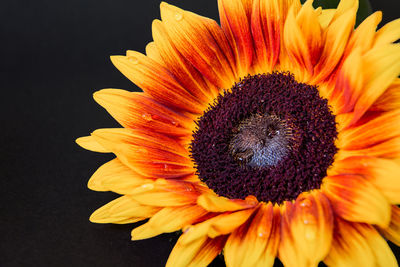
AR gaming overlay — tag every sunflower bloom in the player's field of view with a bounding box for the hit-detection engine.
[77,0,400,265]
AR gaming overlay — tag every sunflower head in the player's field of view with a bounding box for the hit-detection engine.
[77,0,400,266]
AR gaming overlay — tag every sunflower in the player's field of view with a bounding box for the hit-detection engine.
[77,0,400,266]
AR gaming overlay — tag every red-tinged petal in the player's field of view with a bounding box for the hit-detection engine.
[312,0,357,83]
[350,45,400,124]
[151,20,218,101]
[336,136,400,161]
[329,47,363,114]
[322,175,390,227]
[89,195,160,224]
[110,53,205,114]
[160,3,236,89]
[379,206,400,247]
[76,136,110,153]
[88,158,153,194]
[279,191,333,267]
[225,204,280,267]
[329,156,400,204]
[370,79,400,112]
[181,208,256,245]
[251,0,283,72]
[373,18,400,47]
[91,128,194,179]
[325,218,397,267]
[338,109,400,150]
[131,205,208,240]
[197,193,258,212]
[218,0,253,76]
[128,179,201,207]
[166,235,227,267]
[93,89,195,137]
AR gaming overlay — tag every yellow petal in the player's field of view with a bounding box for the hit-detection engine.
[144,42,164,65]
[374,18,400,47]
[181,208,256,245]
[131,205,208,240]
[322,175,390,227]
[89,195,160,224]
[76,136,110,153]
[197,193,257,212]
[166,235,227,267]
[325,218,397,267]
[88,158,151,194]
[379,205,400,247]
[279,191,333,267]
[318,9,335,29]
[224,203,280,267]
[370,79,400,112]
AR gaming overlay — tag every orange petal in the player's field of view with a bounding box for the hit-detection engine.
[251,0,283,72]
[93,89,195,137]
[218,0,253,76]
[128,179,201,207]
[312,0,357,83]
[91,128,194,179]
[379,205,400,247]
[181,208,256,244]
[110,53,205,114]
[131,205,208,240]
[329,47,363,114]
[373,18,400,48]
[322,174,390,227]
[370,79,400,112]
[151,20,218,101]
[279,191,333,267]
[338,109,400,150]
[89,195,160,224]
[325,218,397,267]
[224,203,281,267]
[160,2,236,89]
[329,156,400,204]
[350,44,400,124]
[197,193,258,212]
[166,235,227,267]
[76,136,110,153]
[88,158,153,194]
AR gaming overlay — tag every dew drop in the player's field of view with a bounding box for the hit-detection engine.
[171,121,180,127]
[300,199,312,207]
[142,183,154,190]
[142,113,153,122]
[174,13,183,21]
[128,56,139,64]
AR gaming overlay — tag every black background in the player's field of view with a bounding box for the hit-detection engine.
[2,0,400,266]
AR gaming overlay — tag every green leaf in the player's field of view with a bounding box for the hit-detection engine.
[300,0,373,26]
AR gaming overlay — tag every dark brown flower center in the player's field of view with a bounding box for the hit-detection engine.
[190,72,337,204]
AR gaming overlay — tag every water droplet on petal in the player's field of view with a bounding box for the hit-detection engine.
[141,183,154,190]
[174,13,183,21]
[142,113,153,122]
[300,199,312,207]
[171,121,180,127]
[128,56,139,64]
